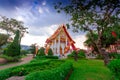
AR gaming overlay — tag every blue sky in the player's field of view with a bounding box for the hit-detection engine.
[0,0,86,49]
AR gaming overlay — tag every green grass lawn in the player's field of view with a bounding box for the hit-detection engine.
[68,59,112,80]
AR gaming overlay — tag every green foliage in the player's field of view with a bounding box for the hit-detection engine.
[0,16,28,38]
[55,0,120,33]
[29,44,36,54]
[30,59,50,63]
[108,59,120,79]
[96,54,104,59]
[84,32,99,53]
[35,55,58,59]
[109,53,120,59]
[68,50,86,59]
[0,59,64,80]
[68,50,76,58]
[36,47,45,56]
[0,33,9,48]
[21,50,29,55]
[48,48,53,56]
[78,50,86,58]
[25,61,73,80]
[84,32,98,47]
[0,55,13,62]
[0,68,12,80]
[45,55,58,59]
[55,0,120,59]
[4,30,21,58]
[84,26,120,51]
[0,55,20,62]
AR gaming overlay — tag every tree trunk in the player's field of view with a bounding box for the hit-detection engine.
[74,51,78,61]
[89,29,110,65]
[96,44,110,66]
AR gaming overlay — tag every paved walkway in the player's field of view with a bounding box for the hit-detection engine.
[0,54,33,70]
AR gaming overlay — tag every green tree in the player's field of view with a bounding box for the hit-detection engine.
[0,34,9,48]
[29,43,37,57]
[48,48,53,56]
[84,26,120,53]
[0,16,28,42]
[55,0,120,65]
[37,47,45,56]
[4,30,21,57]
[29,44,36,54]
[78,50,86,59]
[84,32,98,53]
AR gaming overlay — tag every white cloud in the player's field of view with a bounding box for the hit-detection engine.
[14,5,68,29]
[74,35,87,49]
[28,24,58,36]
[45,7,50,13]
[38,7,43,14]
[21,34,47,47]
[15,6,37,24]
[42,1,46,6]
[21,24,58,46]
[16,16,24,21]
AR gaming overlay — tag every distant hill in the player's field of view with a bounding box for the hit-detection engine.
[21,45,30,50]
[1,44,30,51]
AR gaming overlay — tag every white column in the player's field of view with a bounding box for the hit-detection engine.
[52,41,54,55]
[51,42,53,50]
[61,43,65,56]
[57,35,60,55]
[66,37,67,46]
[54,39,56,55]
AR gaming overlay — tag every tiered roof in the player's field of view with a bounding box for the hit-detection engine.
[45,24,75,44]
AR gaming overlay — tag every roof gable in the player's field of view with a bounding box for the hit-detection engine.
[45,24,75,43]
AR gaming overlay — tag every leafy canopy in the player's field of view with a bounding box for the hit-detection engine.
[55,0,120,50]
[0,34,9,48]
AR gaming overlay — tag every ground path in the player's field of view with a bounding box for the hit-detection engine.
[0,54,33,70]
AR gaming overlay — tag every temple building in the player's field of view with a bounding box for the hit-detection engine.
[107,39,120,53]
[45,24,78,57]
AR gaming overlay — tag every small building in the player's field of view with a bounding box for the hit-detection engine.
[45,24,77,58]
[86,46,97,59]
[107,39,120,53]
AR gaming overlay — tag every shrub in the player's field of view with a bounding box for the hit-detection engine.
[36,47,45,56]
[0,61,49,80]
[0,55,20,62]
[67,50,76,58]
[25,61,73,80]
[116,54,120,59]
[96,54,104,59]
[78,50,86,58]
[108,59,120,80]
[0,59,64,80]
[30,59,50,63]
[21,50,29,55]
[45,55,58,59]
[48,48,53,56]
[0,55,13,62]
[68,50,86,59]
[109,53,120,59]
[35,55,58,59]
[0,68,12,80]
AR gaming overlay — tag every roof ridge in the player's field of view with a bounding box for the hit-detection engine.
[45,24,75,43]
